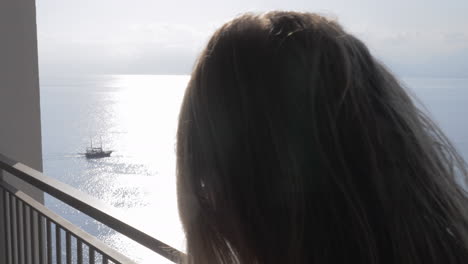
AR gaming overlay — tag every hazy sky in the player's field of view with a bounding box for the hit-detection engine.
[36,0,468,77]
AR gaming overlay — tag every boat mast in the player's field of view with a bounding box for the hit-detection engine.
[100,136,103,149]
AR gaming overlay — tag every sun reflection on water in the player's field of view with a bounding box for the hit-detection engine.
[102,75,188,261]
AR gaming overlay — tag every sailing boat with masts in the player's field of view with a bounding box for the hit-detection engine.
[85,137,112,159]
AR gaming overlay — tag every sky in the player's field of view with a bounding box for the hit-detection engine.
[36,0,468,78]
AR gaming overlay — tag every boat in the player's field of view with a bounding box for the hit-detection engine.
[85,138,112,159]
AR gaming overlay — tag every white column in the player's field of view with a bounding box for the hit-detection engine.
[0,170,5,263]
[0,0,43,199]
[0,0,43,261]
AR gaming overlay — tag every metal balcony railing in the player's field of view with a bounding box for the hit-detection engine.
[0,153,184,264]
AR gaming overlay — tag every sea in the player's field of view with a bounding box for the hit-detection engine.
[39,75,468,264]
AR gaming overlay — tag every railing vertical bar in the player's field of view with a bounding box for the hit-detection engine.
[46,219,52,264]
[24,204,29,264]
[56,224,61,264]
[10,195,16,264]
[89,246,95,264]
[77,239,83,264]
[38,214,44,264]
[103,256,109,264]
[4,190,11,264]
[30,208,36,264]
[16,198,23,264]
[76,237,83,264]
[66,232,71,264]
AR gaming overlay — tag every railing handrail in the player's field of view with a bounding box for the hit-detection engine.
[0,180,137,264]
[0,153,183,263]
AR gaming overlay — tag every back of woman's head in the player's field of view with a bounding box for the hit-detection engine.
[176,11,468,264]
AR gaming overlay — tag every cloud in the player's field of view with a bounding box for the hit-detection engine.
[351,28,468,77]
[38,22,214,75]
[38,19,468,77]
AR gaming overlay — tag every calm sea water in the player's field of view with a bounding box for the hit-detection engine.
[40,75,188,264]
[40,75,468,263]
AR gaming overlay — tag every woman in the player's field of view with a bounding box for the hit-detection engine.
[176,11,468,264]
